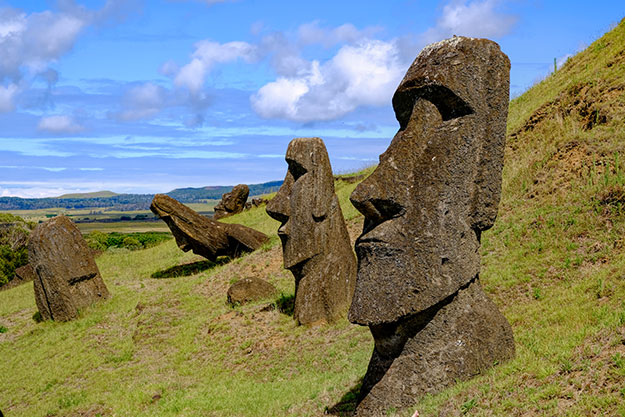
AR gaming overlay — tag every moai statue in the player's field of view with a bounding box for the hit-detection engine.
[266,137,357,325]
[213,184,250,219]
[151,194,268,261]
[348,37,516,415]
[29,216,110,322]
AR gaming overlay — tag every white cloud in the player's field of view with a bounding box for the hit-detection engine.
[556,53,572,69]
[421,0,517,44]
[0,83,18,112]
[162,0,517,124]
[0,1,136,112]
[251,40,404,122]
[297,21,382,47]
[117,82,166,121]
[0,6,87,80]
[37,115,84,133]
[173,40,258,93]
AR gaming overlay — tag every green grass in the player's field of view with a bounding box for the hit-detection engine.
[0,172,376,417]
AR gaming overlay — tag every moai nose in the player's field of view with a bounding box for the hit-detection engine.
[266,176,292,224]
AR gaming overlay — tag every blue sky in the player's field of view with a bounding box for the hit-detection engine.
[0,0,622,197]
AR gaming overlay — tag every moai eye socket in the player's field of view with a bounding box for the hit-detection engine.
[287,159,307,181]
[393,84,474,131]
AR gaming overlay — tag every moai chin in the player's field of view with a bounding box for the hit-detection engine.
[348,36,516,415]
[29,216,109,322]
[267,137,357,326]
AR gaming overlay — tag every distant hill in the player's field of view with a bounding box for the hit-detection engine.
[0,180,283,211]
[57,191,118,199]
[167,181,283,202]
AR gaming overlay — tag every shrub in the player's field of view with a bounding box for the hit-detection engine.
[85,231,171,252]
[122,236,141,250]
[0,214,32,287]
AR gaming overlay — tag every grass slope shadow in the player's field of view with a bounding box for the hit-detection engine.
[325,377,363,416]
[151,258,230,279]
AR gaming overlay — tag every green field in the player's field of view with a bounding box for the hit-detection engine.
[0,201,219,234]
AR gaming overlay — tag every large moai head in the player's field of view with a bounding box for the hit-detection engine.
[349,36,511,325]
[29,216,110,322]
[346,36,515,415]
[267,137,337,270]
[267,137,356,325]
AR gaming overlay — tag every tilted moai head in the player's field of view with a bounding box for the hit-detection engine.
[267,137,356,325]
[150,194,268,262]
[29,216,110,322]
[213,184,250,220]
[349,36,511,325]
[347,37,515,414]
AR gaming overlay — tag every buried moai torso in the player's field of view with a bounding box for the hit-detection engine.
[29,216,110,322]
[348,37,515,414]
[266,137,356,326]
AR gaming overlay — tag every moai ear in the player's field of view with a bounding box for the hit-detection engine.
[310,141,335,221]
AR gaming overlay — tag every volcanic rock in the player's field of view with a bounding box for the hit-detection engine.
[29,216,109,322]
[227,277,277,305]
[266,137,356,326]
[150,194,268,261]
[348,36,516,415]
[213,184,249,219]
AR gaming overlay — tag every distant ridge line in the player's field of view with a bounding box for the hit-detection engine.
[0,180,283,211]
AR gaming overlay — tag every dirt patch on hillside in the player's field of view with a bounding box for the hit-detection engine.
[511,82,625,139]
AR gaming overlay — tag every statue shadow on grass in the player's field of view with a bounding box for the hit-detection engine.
[325,378,363,416]
[151,258,230,279]
[272,292,295,316]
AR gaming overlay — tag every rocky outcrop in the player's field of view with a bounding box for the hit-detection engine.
[28,216,109,322]
[348,36,515,415]
[266,137,356,326]
[213,184,249,219]
[227,277,277,305]
[150,194,268,261]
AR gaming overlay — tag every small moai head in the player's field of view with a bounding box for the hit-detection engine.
[348,37,511,325]
[266,137,336,270]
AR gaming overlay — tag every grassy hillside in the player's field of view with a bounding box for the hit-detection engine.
[2,20,625,417]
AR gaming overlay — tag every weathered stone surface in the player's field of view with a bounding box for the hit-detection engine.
[266,137,357,326]
[355,279,515,415]
[15,264,35,282]
[250,197,268,207]
[213,184,249,219]
[29,216,109,322]
[150,194,268,261]
[348,36,515,414]
[227,277,277,305]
